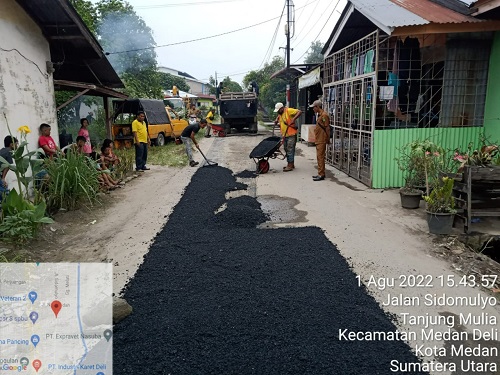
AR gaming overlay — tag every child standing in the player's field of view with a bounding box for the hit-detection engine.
[78,118,92,155]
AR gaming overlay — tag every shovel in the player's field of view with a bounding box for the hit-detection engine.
[197,145,218,167]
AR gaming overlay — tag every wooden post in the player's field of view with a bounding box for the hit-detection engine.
[103,96,111,139]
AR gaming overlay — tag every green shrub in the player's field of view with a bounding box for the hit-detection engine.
[113,148,134,179]
[0,189,53,245]
[423,177,456,214]
[0,122,53,245]
[43,152,101,212]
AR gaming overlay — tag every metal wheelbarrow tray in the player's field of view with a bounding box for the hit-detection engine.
[211,124,226,137]
[249,136,285,174]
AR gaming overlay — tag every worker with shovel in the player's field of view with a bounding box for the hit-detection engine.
[180,118,207,167]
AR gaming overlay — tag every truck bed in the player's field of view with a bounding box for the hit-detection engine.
[219,92,257,100]
[218,91,258,133]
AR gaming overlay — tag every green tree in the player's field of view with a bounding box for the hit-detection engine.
[304,41,324,64]
[96,0,156,75]
[208,76,219,95]
[96,0,162,98]
[58,0,162,136]
[121,67,162,99]
[242,56,286,114]
[220,77,242,92]
[70,0,98,34]
[158,72,190,93]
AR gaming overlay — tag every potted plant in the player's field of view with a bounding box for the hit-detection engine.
[423,177,456,235]
[454,142,499,172]
[396,140,443,209]
[399,173,422,209]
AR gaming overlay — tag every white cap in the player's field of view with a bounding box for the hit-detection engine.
[309,99,323,108]
[273,102,284,112]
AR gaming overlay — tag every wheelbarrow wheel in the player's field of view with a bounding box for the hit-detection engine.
[257,159,270,174]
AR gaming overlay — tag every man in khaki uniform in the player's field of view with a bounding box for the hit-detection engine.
[310,100,330,181]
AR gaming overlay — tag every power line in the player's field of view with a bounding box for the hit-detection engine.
[293,0,320,41]
[106,0,321,56]
[293,0,341,64]
[135,0,245,9]
[106,15,280,55]
[294,0,335,49]
[258,4,286,69]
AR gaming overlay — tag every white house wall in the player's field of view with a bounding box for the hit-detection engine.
[0,0,58,151]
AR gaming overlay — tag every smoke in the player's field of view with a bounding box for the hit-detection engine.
[98,11,158,75]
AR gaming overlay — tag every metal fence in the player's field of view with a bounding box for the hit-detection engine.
[323,30,492,187]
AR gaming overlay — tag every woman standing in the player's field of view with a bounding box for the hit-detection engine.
[78,118,92,155]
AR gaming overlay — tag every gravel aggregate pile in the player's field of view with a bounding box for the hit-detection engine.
[214,196,268,228]
[114,166,426,374]
[234,170,257,178]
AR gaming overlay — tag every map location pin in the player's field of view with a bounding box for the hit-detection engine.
[103,329,112,342]
[51,300,62,317]
[31,334,40,348]
[32,359,41,373]
[28,291,37,304]
[96,372,105,375]
[29,311,39,324]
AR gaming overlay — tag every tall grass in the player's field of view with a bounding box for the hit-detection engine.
[0,248,22,262]
[43,152,101,212]
[147,133,205,167]
[147,143,188,167]
[113,148,134,179]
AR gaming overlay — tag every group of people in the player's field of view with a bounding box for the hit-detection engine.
[187,104,214,138]
[273,99,330,181]
[0,118,125,198]
[70,121,124,190]
[42,120,122,191]
[1,101,328,199]
[130,107,212,169]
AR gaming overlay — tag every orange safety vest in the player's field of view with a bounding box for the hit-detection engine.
[279,108,298,137]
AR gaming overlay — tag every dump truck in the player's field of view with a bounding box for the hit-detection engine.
[219,91,258,134]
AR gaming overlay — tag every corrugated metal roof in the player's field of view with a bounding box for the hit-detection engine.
[350,0,480,31]
[391,0,479,23]
[350,0,428,29]
[430,0,472,15]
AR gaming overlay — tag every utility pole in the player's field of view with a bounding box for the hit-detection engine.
[286,0,291,69]
[215,71,219,114]
[285,0,294,107]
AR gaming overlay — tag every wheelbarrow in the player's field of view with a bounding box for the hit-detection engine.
[211,124,226,137]
[249,136,285,174]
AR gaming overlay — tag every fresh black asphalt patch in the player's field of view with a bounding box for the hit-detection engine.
[114,166,427,374]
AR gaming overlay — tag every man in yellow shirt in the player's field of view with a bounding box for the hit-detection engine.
[274,102,302,171]
[205,108,215,138]
[132,111,151,171]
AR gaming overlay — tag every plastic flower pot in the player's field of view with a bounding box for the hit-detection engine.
[400,190,422,209]
[426,212,455,235]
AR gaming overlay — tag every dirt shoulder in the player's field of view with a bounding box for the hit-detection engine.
[22,164,196,296]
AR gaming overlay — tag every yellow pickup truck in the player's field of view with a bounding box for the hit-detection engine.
[112,99,188,148]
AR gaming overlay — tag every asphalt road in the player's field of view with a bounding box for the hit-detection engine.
[113,165,427,374]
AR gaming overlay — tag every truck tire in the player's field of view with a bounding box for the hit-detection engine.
[224,124,231,135]
[249,122,258,134]
[156,133,165,146]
